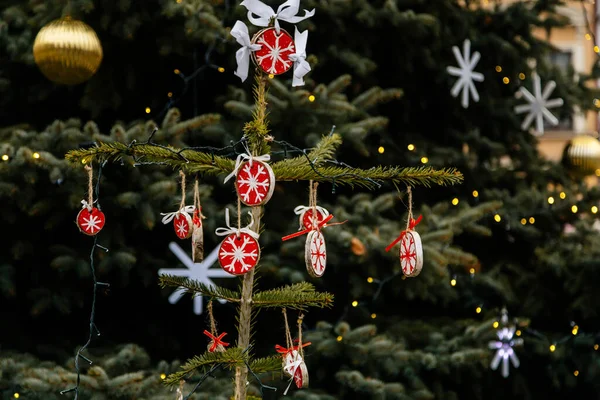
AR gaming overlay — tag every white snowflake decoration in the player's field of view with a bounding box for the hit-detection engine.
[175,219,188,237]
[488,309,523,378]
[158,243,234,315]
[218,233,260,274]
[239,162,269,203]
[256,32,295,74]
[514,73,564,136]
[446,39,484,108]
[82,215,102,233]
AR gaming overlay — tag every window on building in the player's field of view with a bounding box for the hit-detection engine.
[544,50,573,131]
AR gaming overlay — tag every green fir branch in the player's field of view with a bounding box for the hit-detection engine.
[271,133,342,171]
[248,355,283,374]
[271,165,463,189]
[159,275,240,303]
[253,282,334,310]
[164,348,246,385]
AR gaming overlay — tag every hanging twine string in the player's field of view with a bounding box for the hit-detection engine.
[284,308,293,349]
[385,186,423,252]
[203,300,229,352]
[160,171,195,223]
[310,181,318,230]
[176,380,185,400]
[81,164,94,210]
[297,314,305,358]
[179,170,186,211]
[208,300,217,336]
[193,178,204,225]
[237,196,242,235]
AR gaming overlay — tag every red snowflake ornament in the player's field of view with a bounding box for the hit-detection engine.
[174,212,193,239]
[77,207,105,236]
[300,208,328,230]
[400,231,423,277]
[235,160,275,206]
[251,27,296,75]
[305,230,326,278]
[218,232,260,275]
[283,350,309,389]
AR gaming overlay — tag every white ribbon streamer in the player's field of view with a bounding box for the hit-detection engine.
[215,208,260,239]
[283,350,304,395]
[223,152,271,183]
[160,205,196,224]
[293,205,329,230]
[81,200,93,211]
[289,27,310,87]
[240,0,315,33]
[231,21,262,82]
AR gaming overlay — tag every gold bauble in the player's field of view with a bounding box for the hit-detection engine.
[562,135,600,176]
[33,17,103,85]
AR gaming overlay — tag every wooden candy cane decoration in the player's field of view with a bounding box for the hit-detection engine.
[76,163,106,236]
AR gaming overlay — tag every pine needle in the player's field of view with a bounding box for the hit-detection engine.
[159,275,240,303]
[163,348,246,385]
[253,282,334,310]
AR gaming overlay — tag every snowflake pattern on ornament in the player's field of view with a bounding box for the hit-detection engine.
[305,230,326,277]
[400,231,423,277]
[77,207,106,236]
[252,27,295,75]
[218,232,260,275]
[283,350,309,389]
[235,160,275,206]
[300,208,328,230]
[174,213,193,239]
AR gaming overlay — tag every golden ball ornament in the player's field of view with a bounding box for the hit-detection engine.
[562,135,600,176]
[33,17,103,85]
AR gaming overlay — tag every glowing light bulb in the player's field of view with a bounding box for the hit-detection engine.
[493,321,499,328]
[176,0,182,3]
[218,67,225,73]
[160,373,166,380]
[33,152,40,159]
[518,73,526,80]
[420,156,428,164]
[548,196,555,204]
[475,306,482,314]
[367,277,374,283]
[407,144,415,151]
[469,267,475,274]
[378,146,385,154]
[529,217,535,224]
[450,278,457,287]
[596,169,600,176]
[571,205,578,213]
[2,154,8,161]
[145,107,151,114]
[594,99,600,108]
[594,45,599,53]
[516,330,522,336]
[336,335,343,342]
[167,92,173,98]
[594,344,599,351]
[351,300,358,307]
[502,77,510,84]
[268,74,275,79]
[572,325,579,335]
[13,394,19,399]
[371,313,377,319]
[452,198,459,206]
[520,218,527,225]
[586,33,592,40]
[495,65,502,72]
[549,344,556,352]
[174,69,180,74]
[494,214,501,222]
[472,190,479,197]
[574,370,579,377]
[559,192,566,199]
[308,94,315,102]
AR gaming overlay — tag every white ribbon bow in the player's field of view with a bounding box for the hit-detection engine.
[231,21,262,82]
[223,152,271,183]
[81,200,93,211]
[215,208,260,239]
[160,205,196,224]
[289,27,310,87]
[283,350,304,395]
[240,0,315,34]
[294,205,329,230]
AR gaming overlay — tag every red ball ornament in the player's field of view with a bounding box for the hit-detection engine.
[305,230,326,278]
[235,160,275,206]
[218,232,260,275]
[76,207,105,236]
[300,208,328,231]
[251,27,295,75]
[400,231,423,277]
[174,212,193,239]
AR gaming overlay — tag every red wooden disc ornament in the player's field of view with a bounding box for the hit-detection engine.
[174,212,193,239]
[283,350,309,389]
[218,232,260,275]
[300,208,328,231]
[400,230,423,277]
[76,207,106,236]
[235,160,276,206]
[251,27,296,75]
[305,230,326,278]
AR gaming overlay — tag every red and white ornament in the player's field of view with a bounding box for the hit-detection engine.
[215,208,261,275]
[161,206,195,240]
[305,230,326,278]
[283,349,309,390]
[400,230,423,277]
[294,205,329,230]
[224,153,275,207]
[251,27,295,75]
[192,209,204,262]
[77,203,105,236]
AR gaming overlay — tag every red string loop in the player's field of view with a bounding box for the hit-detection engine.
[281,214,334,241]
[203,330,229,352]
[385,215,423,253]
[275,342,312,355]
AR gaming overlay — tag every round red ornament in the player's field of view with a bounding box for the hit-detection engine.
[283,350,309,389]
[300,208,328,230]
[76,207,105,236]
[235,160,275,206]
[251,27,295,75]
[174,212,193,239]
[305,230,326,278]
[218,232,260,275]
[400,230,423,277]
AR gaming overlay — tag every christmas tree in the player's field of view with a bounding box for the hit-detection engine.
[3,0,600,399]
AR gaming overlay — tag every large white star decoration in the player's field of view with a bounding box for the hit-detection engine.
[158,243,234,315]
[446,39,484,108]
[514,73,564,136]
[488,310,524,378]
